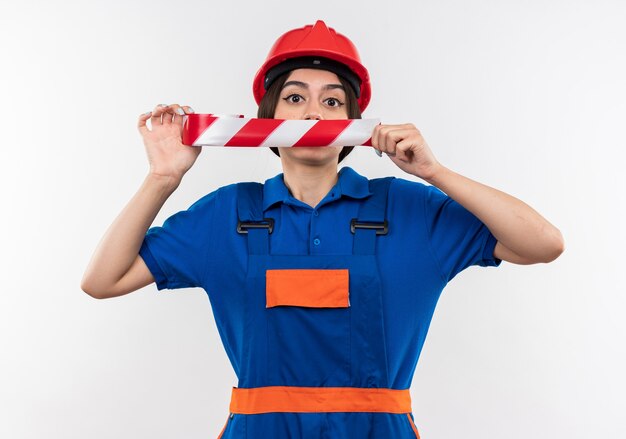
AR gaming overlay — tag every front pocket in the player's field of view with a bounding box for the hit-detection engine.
[266,268,351,386]
[266,269,349,308]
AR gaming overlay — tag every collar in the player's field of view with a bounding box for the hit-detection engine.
[263,166,371,211]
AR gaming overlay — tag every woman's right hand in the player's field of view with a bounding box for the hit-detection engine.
[137,103,201,183]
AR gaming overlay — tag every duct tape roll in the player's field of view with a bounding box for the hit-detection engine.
[182,114,379,147]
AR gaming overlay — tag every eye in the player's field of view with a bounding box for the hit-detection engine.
[283,94,303,104]
[324,97,344,108]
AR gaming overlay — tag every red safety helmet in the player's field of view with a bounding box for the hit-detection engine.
[253,20,371,112]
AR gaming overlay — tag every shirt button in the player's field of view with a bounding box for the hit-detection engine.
[313,238,321,246]
[313,210,319,217]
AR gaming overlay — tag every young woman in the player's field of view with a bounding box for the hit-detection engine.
[82,20,564,439]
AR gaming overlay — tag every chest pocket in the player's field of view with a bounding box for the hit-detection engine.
[266,269,349,308]
[265,267,352,386]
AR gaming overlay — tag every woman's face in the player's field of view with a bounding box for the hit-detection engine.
[274,68,348,167]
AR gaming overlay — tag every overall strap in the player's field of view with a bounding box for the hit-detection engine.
[236,182,272,255]
[352,177,394,255]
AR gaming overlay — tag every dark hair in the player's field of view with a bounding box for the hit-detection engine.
[257,70,362,163]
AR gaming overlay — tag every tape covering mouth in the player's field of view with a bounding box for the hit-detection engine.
[182,114,379,147]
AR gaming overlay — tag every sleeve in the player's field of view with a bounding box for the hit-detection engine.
[139,190,218,291]
[422,184,501,282]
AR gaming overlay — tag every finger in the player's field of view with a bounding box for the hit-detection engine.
[394,138,415,163]
[168,103,186,123]
[378,126,398,153]
[175,105,195,129]
[169,103,186,126]
[151,104,168,126]
[371,124,382,151]
[137,111,152,135]
[161,104,176,125]
[382,128,415,154]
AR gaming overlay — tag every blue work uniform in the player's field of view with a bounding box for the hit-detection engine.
[139,166,501,438]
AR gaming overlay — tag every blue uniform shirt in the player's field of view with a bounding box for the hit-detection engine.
[139,166,500,390]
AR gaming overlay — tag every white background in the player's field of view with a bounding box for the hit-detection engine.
[1,0,625,438]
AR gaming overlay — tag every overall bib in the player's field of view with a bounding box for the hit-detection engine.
[218,178,421,438]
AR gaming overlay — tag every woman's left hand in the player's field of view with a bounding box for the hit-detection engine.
[371,123,441,181]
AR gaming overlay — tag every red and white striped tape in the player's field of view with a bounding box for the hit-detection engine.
[182,114,379,147]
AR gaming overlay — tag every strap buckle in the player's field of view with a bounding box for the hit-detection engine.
[237,218,275,234]
[350,219,388,235]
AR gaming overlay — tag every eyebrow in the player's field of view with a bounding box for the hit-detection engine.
[282,80,345,92]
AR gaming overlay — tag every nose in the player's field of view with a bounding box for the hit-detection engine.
[303,100,323,120]
[304,113,322,120]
